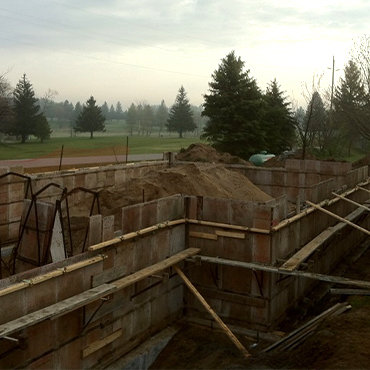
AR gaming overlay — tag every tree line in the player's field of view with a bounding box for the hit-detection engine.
[0,74,206,141]
[1,36,369,156]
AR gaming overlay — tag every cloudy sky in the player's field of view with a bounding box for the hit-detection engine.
[1,0,369,108]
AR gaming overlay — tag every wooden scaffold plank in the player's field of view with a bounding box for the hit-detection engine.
[173,265,251,359]
[194,255,370,290]
[0,248,200,338]
[280,205,368,271]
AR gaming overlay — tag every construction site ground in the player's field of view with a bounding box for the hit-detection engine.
[152,246,370,369]
[7,143,369,369]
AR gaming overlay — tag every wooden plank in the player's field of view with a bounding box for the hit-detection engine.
[189,231,218,240]
[263,302,350,353]
[89,219,186,251]
[187,218,270,234]
[196,255,370,289]
[280,204,368,271]
[173,265,251,359]
[215,230,245,239]
[0,248,200,338]
[113,248,200,290]
[0,284,117,338]
[281,228,333,271]
[306,200,370,236]
[330,288,370,296]
[82,329,122,358]
[92,264,127,288]
[0,255,105,297]
[196,286,266,308]
[357,186,370,194]
[332,192,370,211]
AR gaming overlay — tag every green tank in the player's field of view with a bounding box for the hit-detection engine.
[249,151,275,166]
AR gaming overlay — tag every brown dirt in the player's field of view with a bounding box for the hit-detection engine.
[96,163,271,226]
[176,143,252,166]
[150,248,370,370]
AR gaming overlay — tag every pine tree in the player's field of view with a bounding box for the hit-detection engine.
[155,100,168,136]
[126,103,137,136]
[167,86,196,138]
[101,101,109,120]
[13,74,49,143]
[263,79,295,153]
[74,96,105,139]
[115,101,124,120]
[334,60,368,153]
[202,51,265,159]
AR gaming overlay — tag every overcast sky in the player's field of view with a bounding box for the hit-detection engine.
[1,0,369,108]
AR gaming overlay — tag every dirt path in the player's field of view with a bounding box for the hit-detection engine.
[0,153,164,168]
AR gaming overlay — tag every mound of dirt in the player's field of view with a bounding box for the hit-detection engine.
[353,154,370,169]
[97,163,271,225]
[176,143,252,165]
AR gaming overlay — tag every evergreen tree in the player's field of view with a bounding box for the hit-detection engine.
[0,74,13,135]
[300,92,327,158]
[263,79,296,153]
[334,60,369,151]
[142,104,154,135]
[115,101,124,120]
[155,100,168,136]
[126,103,137,136]
[101,101,109,120]
[34,115,52,142]
[13,74,50,143]
[202,51,265,159]
[109,104,115,121]
[136,103,144,135]
[74,102,82,120]
[74,96,105,138]
[167,86,196,138]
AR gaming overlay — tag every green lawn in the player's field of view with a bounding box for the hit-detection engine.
[0,136,203,160]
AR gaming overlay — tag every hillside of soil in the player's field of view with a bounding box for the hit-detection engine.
[176,143,252,165]
[98,163,271,222]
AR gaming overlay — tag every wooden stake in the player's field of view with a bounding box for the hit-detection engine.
[306,200,370,236]
[173,265,251,359]
[332,192,370,211]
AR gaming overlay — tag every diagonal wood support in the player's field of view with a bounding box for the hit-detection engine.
[173,265,251,359]
[306,200,370,236]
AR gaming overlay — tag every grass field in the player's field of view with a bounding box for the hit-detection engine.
[0,136,204,160]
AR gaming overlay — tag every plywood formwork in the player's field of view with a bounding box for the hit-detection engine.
[0,159,369,368]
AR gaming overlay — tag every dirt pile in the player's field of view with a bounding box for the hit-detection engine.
[97,163,271,223]
[176,143,252,165]
[353,154,370,169]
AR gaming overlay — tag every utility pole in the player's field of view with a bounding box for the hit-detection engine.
[330,56,335,113]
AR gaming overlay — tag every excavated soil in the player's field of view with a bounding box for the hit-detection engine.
[73,163,272,223]
[176,143,252,165]
[151,248,370,370]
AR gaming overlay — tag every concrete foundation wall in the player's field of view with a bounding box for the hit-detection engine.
[186,196,274,330]
[0,162,167,245]
[0,195,185,369]
[228,160,368,203]
[269,187,370,323]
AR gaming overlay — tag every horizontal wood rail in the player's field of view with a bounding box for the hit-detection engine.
[0,248,200,339]
[195,255,370,290]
